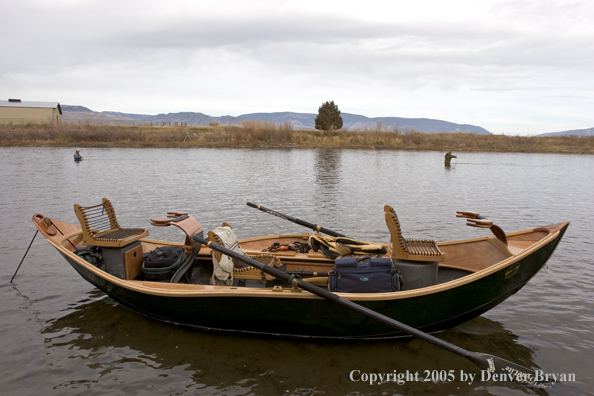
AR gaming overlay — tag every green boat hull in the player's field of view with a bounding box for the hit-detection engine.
[60,224,567,340]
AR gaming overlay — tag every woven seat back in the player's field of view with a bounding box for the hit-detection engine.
[74,198,148,247]
[384,205,445,262]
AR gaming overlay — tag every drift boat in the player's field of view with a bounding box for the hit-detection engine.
[31,198,569,340]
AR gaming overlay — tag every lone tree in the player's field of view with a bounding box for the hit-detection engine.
[315,101,343,131]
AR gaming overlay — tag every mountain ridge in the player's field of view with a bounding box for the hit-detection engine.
[69,106,490,134]
[537,127,594,137]
[59,105,594,136]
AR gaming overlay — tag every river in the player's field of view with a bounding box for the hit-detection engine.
[1,147,592,395]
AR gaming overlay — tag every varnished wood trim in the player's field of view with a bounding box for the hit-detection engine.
[301,276,328,286]
[140,238,188,247]
[124,244,144,280]
[43,221,568,302]
[438,264,478,273]
[55,230,83,244]
[486,236,513,257]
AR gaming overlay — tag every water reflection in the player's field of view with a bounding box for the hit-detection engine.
[314,149,341,193]
[40,291,551,395]
[312,150,343,232]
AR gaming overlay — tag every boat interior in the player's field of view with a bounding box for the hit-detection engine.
[32,198,562,293]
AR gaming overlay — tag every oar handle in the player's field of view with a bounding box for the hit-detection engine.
[247,202,346,237]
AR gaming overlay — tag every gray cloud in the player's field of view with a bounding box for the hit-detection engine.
[2,0,593,135]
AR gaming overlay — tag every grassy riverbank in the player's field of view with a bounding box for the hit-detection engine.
[1,122,592,154]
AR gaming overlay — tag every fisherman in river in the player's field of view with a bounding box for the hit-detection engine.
[74,149,83,162]
[445,151,456,167]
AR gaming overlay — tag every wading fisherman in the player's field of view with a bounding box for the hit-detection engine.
[445,151,456,167]
[74,149,83,162]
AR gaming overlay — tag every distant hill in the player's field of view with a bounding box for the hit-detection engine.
[235,112,316,130]
[64,106,491,134]
[99,111,154,121]
[237,112,490,134]
[62,105,139,124]
[537,127,594,137]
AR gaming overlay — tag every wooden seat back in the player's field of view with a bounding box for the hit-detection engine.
[74,198,148,248]
[384,205,445,262]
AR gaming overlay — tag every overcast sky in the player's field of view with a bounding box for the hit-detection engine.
[2,0,593,135]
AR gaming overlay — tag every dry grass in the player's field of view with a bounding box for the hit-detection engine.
[0,122,592,154]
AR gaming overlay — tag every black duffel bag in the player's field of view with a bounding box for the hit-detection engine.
[142,246,186,281]
[328,257,400,293]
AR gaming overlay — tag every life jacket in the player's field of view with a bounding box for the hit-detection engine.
[309,235,387,259]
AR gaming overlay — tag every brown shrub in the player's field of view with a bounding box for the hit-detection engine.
[1,123,592,154]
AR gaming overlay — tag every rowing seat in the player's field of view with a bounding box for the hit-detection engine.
[74,198,149,248]
[384,205,445,262]
[208,223,282,285]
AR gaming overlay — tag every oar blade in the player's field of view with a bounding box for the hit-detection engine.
[465,352,555,389]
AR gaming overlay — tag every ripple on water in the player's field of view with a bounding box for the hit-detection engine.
[1,147,592,395]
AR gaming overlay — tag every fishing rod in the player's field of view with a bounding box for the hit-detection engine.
[11,215,80,282]
[11,230,38,283]
[247,202,346,237]
[197,235,559,390]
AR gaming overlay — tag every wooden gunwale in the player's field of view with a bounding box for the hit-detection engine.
[141,238,188,247]
[46,221,568,301]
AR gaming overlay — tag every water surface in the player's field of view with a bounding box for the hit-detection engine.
[1,147,592,395]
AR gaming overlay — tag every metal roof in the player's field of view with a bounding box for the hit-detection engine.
[1,100,62,114]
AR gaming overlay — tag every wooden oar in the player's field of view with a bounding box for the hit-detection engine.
[198,235,556,389]
[247,202,346,237]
